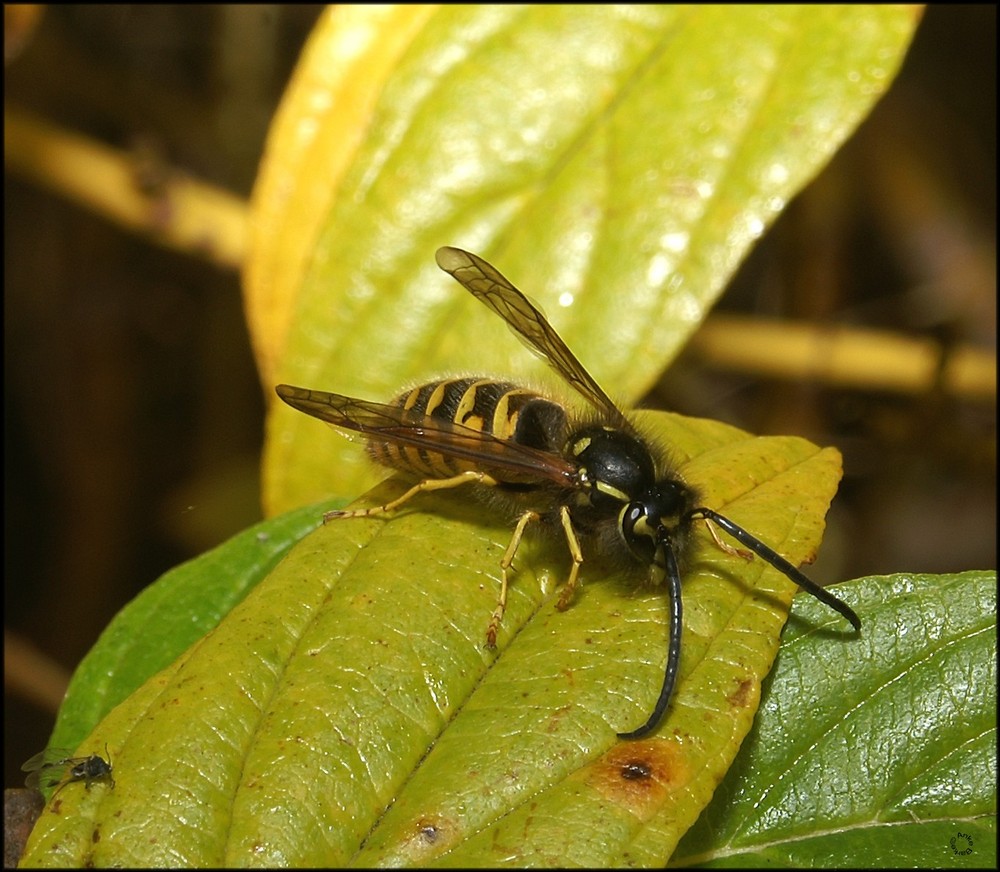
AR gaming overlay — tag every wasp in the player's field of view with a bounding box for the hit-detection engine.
[276,246,861,739]
[22,746,114,796]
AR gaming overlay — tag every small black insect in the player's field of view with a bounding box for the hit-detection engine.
[276,246,860,739]
[22,746,115,796]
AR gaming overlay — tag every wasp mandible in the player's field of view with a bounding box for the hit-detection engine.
[276,247,860,739]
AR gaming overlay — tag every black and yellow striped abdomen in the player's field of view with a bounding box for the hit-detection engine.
[275,247,862,739]
[369,377,568,481]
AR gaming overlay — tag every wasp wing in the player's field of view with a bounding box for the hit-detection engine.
[435,247,627,427]
[22,749,79,791]
[22,748,74,771]
[276,385,578,487]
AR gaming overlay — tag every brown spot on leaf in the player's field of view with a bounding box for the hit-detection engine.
[417,819,439,844]
[586,740,688,822]
[620,761,652,780]
[393,815,458,862]
[536,705,575,734]
[727,678,755,708]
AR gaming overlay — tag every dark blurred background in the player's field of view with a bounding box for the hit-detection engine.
[4,6,995,790]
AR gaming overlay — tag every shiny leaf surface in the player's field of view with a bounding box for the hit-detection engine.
[22,412,847,866]
[250,5,920,513]
[675,571,997,868]
[45,501,337,754]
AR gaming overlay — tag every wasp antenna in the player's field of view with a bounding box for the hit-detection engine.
[617,539,684,740]
[695,508,861,631]
[281,248,859,742]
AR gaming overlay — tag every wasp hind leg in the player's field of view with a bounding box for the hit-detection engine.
[322,470,496,522]
[554,505,584,610]
[487,509,541,648]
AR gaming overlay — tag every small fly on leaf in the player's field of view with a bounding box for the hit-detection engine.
[22,746,114,796]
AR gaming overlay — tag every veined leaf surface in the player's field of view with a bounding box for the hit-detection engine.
[674,571,997,869]
[22,412,849,867]
[249,5,921,514]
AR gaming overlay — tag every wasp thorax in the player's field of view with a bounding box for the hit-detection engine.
[570,426,657,510]
[278,247,861,742]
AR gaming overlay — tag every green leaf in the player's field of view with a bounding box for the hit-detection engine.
[252,5,920,514]
[673,570,997,868]
[20,411,847,867]
[45,500,338,754]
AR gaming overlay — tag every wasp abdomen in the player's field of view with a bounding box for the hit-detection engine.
[277,247,860,739]
[368,377,567,481]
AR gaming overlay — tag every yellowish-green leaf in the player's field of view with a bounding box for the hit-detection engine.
[43,500,337,756]
[20,412,847,867]
[250,4,920,514]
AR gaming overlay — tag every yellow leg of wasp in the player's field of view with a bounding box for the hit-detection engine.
[487,506,583,646]
[486,509,541,649]
[555,505,584,611]
[704,517,753,561]
[322,470,496,522]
